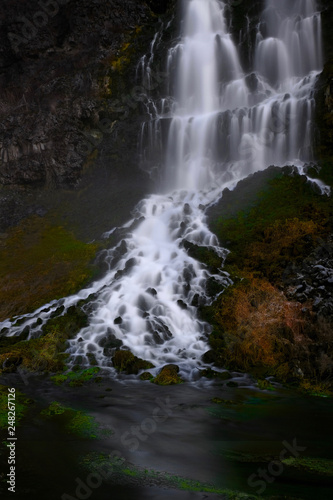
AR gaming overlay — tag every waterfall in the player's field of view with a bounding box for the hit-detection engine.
[0,0,323,379]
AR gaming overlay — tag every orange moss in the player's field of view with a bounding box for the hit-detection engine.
[213,276,309,375]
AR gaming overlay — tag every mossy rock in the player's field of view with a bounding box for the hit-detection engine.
[199,368,231,380]
[209,170,332,281]
[182,240,222,273]
[42,305,88,338]
[153,364,183,385]
[0,306,88,375]
[140,371,154,381]
[112,350,154,375]
[256,379,275,391]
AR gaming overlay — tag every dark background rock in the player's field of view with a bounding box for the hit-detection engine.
[0,0,172,238]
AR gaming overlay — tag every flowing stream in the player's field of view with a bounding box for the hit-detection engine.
[1,0,323,379]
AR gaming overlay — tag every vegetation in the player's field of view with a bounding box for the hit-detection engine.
[0,306,88,375]
[40,401,103,439]
[51,367,101,387]
[112,350,154,375]
[0,386,33,429]
[80,452,261,499]
[153,364,183,385]
[211,174,331,281]
[203,171,333,389]
[0,216,98,321]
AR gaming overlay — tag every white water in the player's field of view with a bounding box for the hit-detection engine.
[1,0,323,379]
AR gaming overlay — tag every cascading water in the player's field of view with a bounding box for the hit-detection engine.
[0,0,324,379]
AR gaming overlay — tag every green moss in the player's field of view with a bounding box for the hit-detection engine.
[112,350,154,375]
[202,170,333,388]
[212,174,332,280]
[40,401,102,439]
[299,380,332,398]
[0,216,98,321]
[51,367,101,387]
[0,386,34,429]
[183,240,222,272]
[80,453,261,499]
[256,380,275,391]
[212,397,237,405]
[0,306,88,375]
[153,364,183,385]
[139,371,154,381]
[40,401,67,416]
[282,457,333,477]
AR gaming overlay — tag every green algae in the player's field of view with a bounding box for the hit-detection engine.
[256,380,275,391]
[80,452,261,499]
[282,457,333,477]
[51,367,101,387]
[40,401,109,439]
[0,385,33,429]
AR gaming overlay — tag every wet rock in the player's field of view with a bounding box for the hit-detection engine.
[146,287,157,296]
[183,203,192,215]
[112,350,154,375]
[177,299,187,310]
[137,294,153,312]
[226,381,238,388]
[153,364,183,385]
[199,367,231,380]
[2,355,23,373]
[114,316,123,325]
[202,350,219,364]
[191,294,200,307]
[124,258,137,271]
[183,264,196,284]
[86,353,98,366]
[147,317,173,344]
[139,371,154,381]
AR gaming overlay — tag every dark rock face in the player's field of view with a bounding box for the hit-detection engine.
[0,0,152,186]
[0,0,171,235]
[314,0,333,161]
[283,235,333,319]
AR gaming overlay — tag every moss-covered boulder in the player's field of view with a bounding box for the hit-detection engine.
[112,350,154,375]
[0,305,88,375]
[139,371,154,381]
[153,364,183,385]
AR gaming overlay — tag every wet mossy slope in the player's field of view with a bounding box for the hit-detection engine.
[204,167,333,393]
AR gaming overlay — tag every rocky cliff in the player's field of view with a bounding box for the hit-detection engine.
[0,0,174,233]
